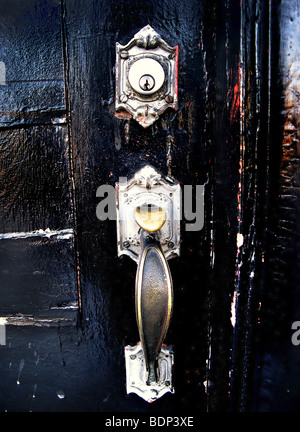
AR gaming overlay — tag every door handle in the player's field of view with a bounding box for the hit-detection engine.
[135,209,173,388]
[116,165,181,402]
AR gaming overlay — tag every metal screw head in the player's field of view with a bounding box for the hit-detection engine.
[165,95,173,104]
[119,94,128,103]
[139,74,155,91]
[120,50,129,59]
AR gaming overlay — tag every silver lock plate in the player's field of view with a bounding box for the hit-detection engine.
[115,25,178,128]
[116,165,181,262]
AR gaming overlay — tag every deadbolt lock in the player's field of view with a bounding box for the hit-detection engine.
[128,58,165,95]
[115,25,178,128]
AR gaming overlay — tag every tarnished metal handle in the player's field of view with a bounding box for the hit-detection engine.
[117,166,180,402]
[135,229,173,385]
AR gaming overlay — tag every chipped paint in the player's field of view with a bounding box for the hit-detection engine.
[0,315,76,327]
[230,291,238,328]
[236,233,244,248]
[0,228,74,240]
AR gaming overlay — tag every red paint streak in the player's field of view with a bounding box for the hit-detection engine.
[230,82,240,123]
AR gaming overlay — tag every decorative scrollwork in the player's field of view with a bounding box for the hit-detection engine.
[134,166,162,189]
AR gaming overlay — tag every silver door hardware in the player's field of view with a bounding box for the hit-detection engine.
[115,25,178,128]
[116,165,181,402]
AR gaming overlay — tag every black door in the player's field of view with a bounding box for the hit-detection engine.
[0,0,300,414]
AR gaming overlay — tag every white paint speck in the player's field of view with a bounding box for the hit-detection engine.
[230,291,238,327]
[237,233,244,248]
[17,359,25,385]
[56,390,65,399]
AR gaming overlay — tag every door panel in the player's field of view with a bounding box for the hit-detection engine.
[0,0,65,126]
[0,127,72,232]
[63,0,238,412]
[0,0,80,413]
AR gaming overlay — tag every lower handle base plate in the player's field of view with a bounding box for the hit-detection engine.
[124,343,174,403]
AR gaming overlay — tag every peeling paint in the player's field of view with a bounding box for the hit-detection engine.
[230,291,238,328]
[0,228,74,240]
[0,315,76,327]
[236,233,244,248]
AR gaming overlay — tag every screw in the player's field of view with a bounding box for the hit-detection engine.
[123,240,130,248]
[165,95,173,103]
[151,390,158,401]
[139,74,155,91]
[119,94,128,103]
[120,50,129,59]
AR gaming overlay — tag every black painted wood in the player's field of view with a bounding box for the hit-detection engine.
[253,0,300,412]
[0,126,72,233]
[0,0,65,127]
[0,237,77,317]
[0,0,80,413]
[63,0,239,412]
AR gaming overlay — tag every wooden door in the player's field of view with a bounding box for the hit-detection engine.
[0,0,299,413]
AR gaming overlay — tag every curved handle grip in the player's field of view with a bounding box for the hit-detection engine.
[135,229,173,385]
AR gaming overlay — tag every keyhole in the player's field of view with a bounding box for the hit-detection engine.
[139,74,155,92]
[144,79,150,90]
